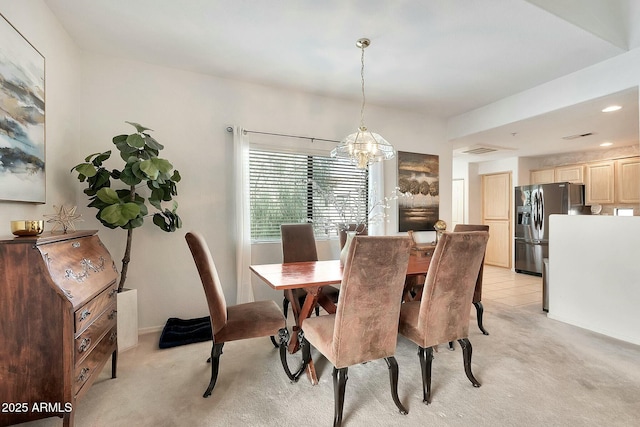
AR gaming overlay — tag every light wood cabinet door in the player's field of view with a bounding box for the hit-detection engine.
[482,172,511,268]
[483,219,511,268]
[616,157,640,203]
[530,168,555,184]
[585,161,615,204]
[555,164,584,183]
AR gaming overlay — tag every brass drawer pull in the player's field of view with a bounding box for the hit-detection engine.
[108,288,117,298]
[77,367,90,383]
[108,309,117,320]
[78,337,92,353]
[79,309,91,321]
[109,331,117,342]
[72,242,80,248]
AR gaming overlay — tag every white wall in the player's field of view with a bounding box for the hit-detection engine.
[548,215,640,345]
[0,1,81,231]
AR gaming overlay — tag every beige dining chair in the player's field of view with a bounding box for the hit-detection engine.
[397,231,489,404]
[185,231,298,398]
[453,224,490,335]
[296,236,412,427]
[280,223,339,318]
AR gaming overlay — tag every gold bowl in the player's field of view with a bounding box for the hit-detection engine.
[11,220,45,236]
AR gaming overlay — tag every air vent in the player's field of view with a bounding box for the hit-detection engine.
[453,144,514,157]
[461,146,499,155]
[562,132,594,140]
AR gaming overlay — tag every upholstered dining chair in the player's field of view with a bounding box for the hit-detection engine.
[397,231,489,404]
[280,223,339,318]
[297,236,412,427]
[453,224,490,335]
[185,231,296,398]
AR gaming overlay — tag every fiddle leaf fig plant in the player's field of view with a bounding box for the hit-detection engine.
[72,121,182,292]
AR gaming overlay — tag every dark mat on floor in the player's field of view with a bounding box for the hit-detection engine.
[158,316,212,349]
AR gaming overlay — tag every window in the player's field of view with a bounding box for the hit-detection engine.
[249,148,368,241]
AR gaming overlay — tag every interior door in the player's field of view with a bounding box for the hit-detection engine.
[482,172,512,268]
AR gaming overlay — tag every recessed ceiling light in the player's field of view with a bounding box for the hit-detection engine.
[602,105,622,112]
[600,142,613,147]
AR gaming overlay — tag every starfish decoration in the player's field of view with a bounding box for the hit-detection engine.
[44,205,84,233]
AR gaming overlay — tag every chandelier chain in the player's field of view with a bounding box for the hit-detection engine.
[360,44,366,129]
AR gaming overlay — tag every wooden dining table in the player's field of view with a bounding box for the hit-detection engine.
[249,245,435,384]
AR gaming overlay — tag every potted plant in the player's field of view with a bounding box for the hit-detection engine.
[71,121,182,349]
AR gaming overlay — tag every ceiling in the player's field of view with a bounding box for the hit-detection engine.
[43,0,639,159]
[451,87,640,162]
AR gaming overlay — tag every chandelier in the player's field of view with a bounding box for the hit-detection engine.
[331,38,395,169]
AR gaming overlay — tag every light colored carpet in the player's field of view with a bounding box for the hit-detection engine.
[17,301,640,427]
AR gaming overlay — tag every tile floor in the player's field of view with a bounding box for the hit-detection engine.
[481,265,543,307]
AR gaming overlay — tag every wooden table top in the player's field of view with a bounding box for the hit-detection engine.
[250,250,433,290]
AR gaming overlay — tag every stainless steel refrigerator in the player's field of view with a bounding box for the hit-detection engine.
[514,182,586,276]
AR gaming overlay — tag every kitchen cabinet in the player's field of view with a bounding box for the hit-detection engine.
[482,172,511,268]
[530,168,555,184]
[585,160,615,204]
[0,230,118,427]
[616,157,640,203]
[531,165,584,184]
[555,164,584,183]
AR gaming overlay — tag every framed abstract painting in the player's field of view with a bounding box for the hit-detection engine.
[0,14,45,203]
[397,151,439,232]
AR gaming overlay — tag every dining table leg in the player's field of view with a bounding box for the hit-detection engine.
[287,286,336,351]
[286,286,335,385]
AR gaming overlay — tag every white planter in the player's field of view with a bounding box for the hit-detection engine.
[117,288,138,352]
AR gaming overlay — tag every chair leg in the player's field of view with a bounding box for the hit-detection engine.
[333,367,349,427]
[457,338,481,388]
[283,297,289,318]
[448,341,455,351]
[473,301,490,335]
[203,342,224,398]
[418,346,434,404]
[384,357,408,415]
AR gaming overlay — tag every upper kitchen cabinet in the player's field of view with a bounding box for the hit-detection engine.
[530,168,555,184]
[585,160,615,204]
[530,164,584,184]
[616,157,640,204]
[555,164,584,183]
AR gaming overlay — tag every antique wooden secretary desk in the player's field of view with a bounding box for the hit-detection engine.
[0,230,118,427]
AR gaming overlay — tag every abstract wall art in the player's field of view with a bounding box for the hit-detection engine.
[397,151,439,232]
[0,14,45,203]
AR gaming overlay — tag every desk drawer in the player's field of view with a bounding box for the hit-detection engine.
[75,302,117,365]
[74,325,117,395]
[74,283,118,334]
